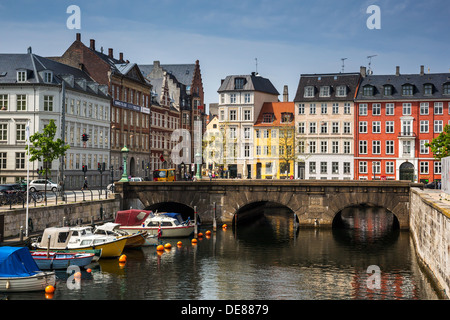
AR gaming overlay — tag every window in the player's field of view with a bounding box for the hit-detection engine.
[309,122,316,134]
[244,127,251,139]
[263,129,269,138]
[372,104,381,115]
[235,78,244,89]
[332,141,339,153]
[434,102,443,115]
[229,127,236,139]
[420,161,429,174]
[359,141,367,154]
[359,161,367,174]
[263,113,274,123]
[359,121,367,133]
[281,112,293,123]
[44,71,52,83]
[373,161,381,174]
[43,96,53,111]
[319,86,330,97]
[420,102,429,115]
[331,103,339,114]
[402,84,414,96]
[17,71,26,82]
[386,162,394,174]
[444,84,450,95]
[320,122,328,134]
[386,103,394,115]
[386,141,394,154]
[434,161,442,174]
[402,120,412,135]
[0,94,8,111]
[420,140,429,154]
[0,153,6,170]
[309,162,316,174]
[372,121,381,133]
[420,120,429,133]
[220,110,225,121]
[363,86,373,96]
[402,141,411,156]
[424,84,433,95]
[304,86,314,97]
[337,86,347,97]
[359,104,367,115]
[343,122,351,134]
[0,124,7,141]
[372,141,381,154]
[298,141,305,153]
[309,141,316,153]
[343,141,351,154]
[230,94,236,104]
[320,162,327,174]
[332,162,339,174]
[320,141,327,153]
[298,122,305,134]
[344,103,351,114]
[15,152,25,169]
[16,95,26,111]
[384,85,393,96]
[298,103,305,115]
[343,162,351,174]
[309,104,316,114]
[321,103,327,114]
[386,121,394,133]
[434,120,443,133]
[244,93,251,103]
[402,103,411,115]
[229,110,237,121]
[16,123,26,141]
[332,122,339,134]
[244,145,250,158]
[244,109,251,121]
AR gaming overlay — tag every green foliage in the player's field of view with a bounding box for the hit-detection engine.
[25,119,70,177]
[425,124,450,160]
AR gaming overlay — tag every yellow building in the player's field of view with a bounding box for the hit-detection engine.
[253,102,295,179]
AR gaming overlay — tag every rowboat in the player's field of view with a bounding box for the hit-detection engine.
[0,246,56,292]
[31,251,94,270]
[94,222,148,248]
[31,249,102,262]
[115,209,195,238]
[31,226,127,259]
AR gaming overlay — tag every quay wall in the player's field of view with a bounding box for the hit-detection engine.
[0,196,120,240]
[410,188,450,299]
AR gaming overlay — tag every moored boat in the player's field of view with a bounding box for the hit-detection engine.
[31,251,94,270]
[115,209,195,238]
[94,222,148,248]
[31,226,127,259]
[0,246,56,292]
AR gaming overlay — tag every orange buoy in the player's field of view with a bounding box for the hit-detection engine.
[45,285,55,293]
[119,254,127,263]
[205,230,211,236]
[86,268,92,273]
[74,272,82,279]
[177,241,183,246]
[198,232,203,237]
[191,238,198,244]
[156,244,165,251]
[45,293,54,299]
[222,224,227,229]
[164,243,172,249]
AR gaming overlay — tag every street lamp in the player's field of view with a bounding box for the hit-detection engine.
[195,152,202,180]
[119,145,129,182]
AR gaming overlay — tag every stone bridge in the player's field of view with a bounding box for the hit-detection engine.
[115,180,422,230]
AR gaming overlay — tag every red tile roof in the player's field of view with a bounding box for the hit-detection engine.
[254,102,295,127]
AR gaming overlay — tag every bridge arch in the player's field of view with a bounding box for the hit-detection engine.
[332,204,400,230]
[232,201,295,226]
[144,202,195,221]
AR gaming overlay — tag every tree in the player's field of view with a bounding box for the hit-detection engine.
[25,119,70,201]
[425,124,450,160]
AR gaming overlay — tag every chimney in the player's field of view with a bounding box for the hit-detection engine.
[119,52,124,62]
[420,65,424,76]
[283,85,289,102]
[360,66,366,77]
[90,39,95,50]
[76,33,81,41]
[396,66,400,76]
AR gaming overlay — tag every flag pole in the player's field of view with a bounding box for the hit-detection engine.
[25,120,30,237]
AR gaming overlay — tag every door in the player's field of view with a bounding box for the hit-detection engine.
[256,163,262,179]
[247,164,251,179]
[298,162,305,179]
[399,162,414,181]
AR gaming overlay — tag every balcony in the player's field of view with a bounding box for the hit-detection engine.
[398,131,416,139]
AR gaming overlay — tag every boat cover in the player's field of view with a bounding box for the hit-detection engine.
[0,247,41,277]
[160,212,185,224]
[115,209,153,226]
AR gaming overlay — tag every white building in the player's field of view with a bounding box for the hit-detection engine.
[0,48,110,189]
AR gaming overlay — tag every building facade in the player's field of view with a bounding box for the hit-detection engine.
[294,72,360,180]
[0,49,110,189]
[354,66,450,183]
[50,33,152,180]
[217,73,279,178]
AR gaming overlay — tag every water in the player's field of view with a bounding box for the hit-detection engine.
[3,207,442,300]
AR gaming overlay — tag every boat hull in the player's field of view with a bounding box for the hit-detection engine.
[31,249,102,262]
[0,272,56,292]
[122,232,148,248]
[67,238,127,258]
[31,252,94,270]
[120,225,194,238]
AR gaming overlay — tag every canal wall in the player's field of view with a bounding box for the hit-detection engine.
[410,188,450,299]
[0,196,120,241]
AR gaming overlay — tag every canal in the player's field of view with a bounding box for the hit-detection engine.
[3,206,442,300]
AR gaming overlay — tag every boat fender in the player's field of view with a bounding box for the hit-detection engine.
[5,281,10,289]
[28,218,34,233]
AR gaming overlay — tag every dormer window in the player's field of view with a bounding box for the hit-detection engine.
[304,86,314,98]
[44,71,53,83]
[383,85,393,96]
[262,113,274,123]
[336,85,347,97]
[423,84,433,95]
[17,70,27,82]
[235,78,245,90]
[402,84,414,96]
[319,86,330,97]
[363,85,374,96]
[281,112,294,123]
[444,83,450,95]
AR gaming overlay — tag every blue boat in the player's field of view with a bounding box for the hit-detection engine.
[0,246,56,292]
[31,251,94,270]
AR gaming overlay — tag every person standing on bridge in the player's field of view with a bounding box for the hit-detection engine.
[82,177,89,190]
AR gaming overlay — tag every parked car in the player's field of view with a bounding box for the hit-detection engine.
[129,177,143,182]
[0,184,23,193]
[425,181,441,189]
[29,179,60,192]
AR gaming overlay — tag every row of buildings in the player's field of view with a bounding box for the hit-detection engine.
[206,66,450,183]
[0,33,205,188]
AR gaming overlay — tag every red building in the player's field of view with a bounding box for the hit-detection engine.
[354,66,450,183]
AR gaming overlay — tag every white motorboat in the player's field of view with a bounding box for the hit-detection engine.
[115,209,195,238]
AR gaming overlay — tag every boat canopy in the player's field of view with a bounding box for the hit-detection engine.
[160,212,185,224]
[115,209,153,226]
[0,246,41,277]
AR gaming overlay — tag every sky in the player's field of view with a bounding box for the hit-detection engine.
[0,0,449,109]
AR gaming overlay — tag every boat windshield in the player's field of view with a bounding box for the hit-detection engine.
[80,240,92,246]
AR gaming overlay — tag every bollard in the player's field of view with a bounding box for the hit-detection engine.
[213,202,217,232]
[20,226,23,242]
[194,206,198,237]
